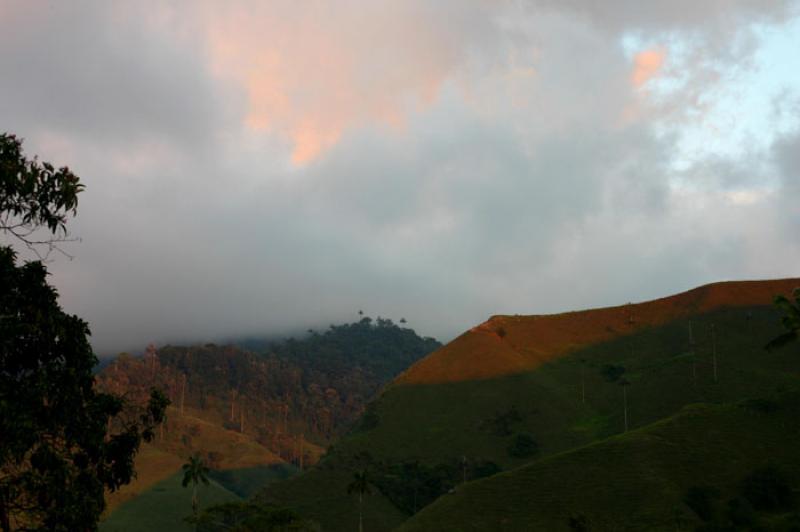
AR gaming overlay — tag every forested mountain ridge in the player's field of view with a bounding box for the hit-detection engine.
[98,317,440,466]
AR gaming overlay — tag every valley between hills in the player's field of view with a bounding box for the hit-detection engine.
[99,278,800,531]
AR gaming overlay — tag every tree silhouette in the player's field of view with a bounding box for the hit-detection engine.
[0,133,83,259]
[1,133,168,532]
[182,455,210,518]
[765,288,800,351]
[347,469,372,532]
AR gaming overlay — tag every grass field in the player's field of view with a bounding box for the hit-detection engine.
[101,406,291,530]
[258,467,408,532]
[261,301,800,531]
[101,463,302,531]
[208,463,299,497]
[332,305,799,469]
[103,445,185,515]
[398,393,800,531]
[100,471,240,532]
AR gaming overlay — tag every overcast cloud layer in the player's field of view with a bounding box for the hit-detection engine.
[2,1,799,354]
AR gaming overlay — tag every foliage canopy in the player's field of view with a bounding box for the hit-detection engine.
[0,134,83,259]
[0,133,168,532]
[765,287,800,351]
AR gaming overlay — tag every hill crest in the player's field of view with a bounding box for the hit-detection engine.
[397,278,800,385]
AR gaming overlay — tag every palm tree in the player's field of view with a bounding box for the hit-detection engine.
[688,320,697,385]
[766,288,800,351]
[347,469,371,532]
[711,323,718,383]
[619,378,631,432]
[182,455,210,517]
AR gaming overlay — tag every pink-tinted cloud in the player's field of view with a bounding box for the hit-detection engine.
[631,48,666,87]
[201,1,498,164]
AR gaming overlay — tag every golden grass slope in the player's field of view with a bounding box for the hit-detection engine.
[104,406,286,516]
[397,278,800,384]
[103,445,184,515]
[157,410,285,470]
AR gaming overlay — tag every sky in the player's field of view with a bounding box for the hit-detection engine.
[1,1,799,354]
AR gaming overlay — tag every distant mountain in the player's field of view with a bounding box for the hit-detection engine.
[98,317,440,464]
[260,279,800,532]
[97,317,440,528]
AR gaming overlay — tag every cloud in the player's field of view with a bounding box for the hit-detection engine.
[534,0,793,34]
[774,123,800,191]
[1,1,798,354]
[631,49,666,87]
[200,0,504,163]
[0,2,226,151]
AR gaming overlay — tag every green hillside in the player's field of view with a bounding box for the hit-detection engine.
[399,394,800,531]
[100,471,240,532]
[259,467,408,532]
[344,305,799,467]
[208,463,299,498]
[259,301,800,531]
[101,464,300,532]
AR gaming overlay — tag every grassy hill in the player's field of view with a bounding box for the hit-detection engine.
[398,393,800,531]
[259,279,800,531]
[208,463,299,498]
[102,407,286,515]
[259,467,408,532]
[99,409,295,531]
[100,471,240,532]
[103,445,186,516]
[398,278,800,385]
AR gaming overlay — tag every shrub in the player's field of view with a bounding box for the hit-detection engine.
[600,364,626,383]
[742,465,794,512]
[567,513,590,531]
[684,485,720,522]
[206,451,224,469]
[484,406,523,437]
[472,460,501,479]
[726,497,756,528]
[739,398,779,414]
[358,404,380,431]
[508,433,539,458]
